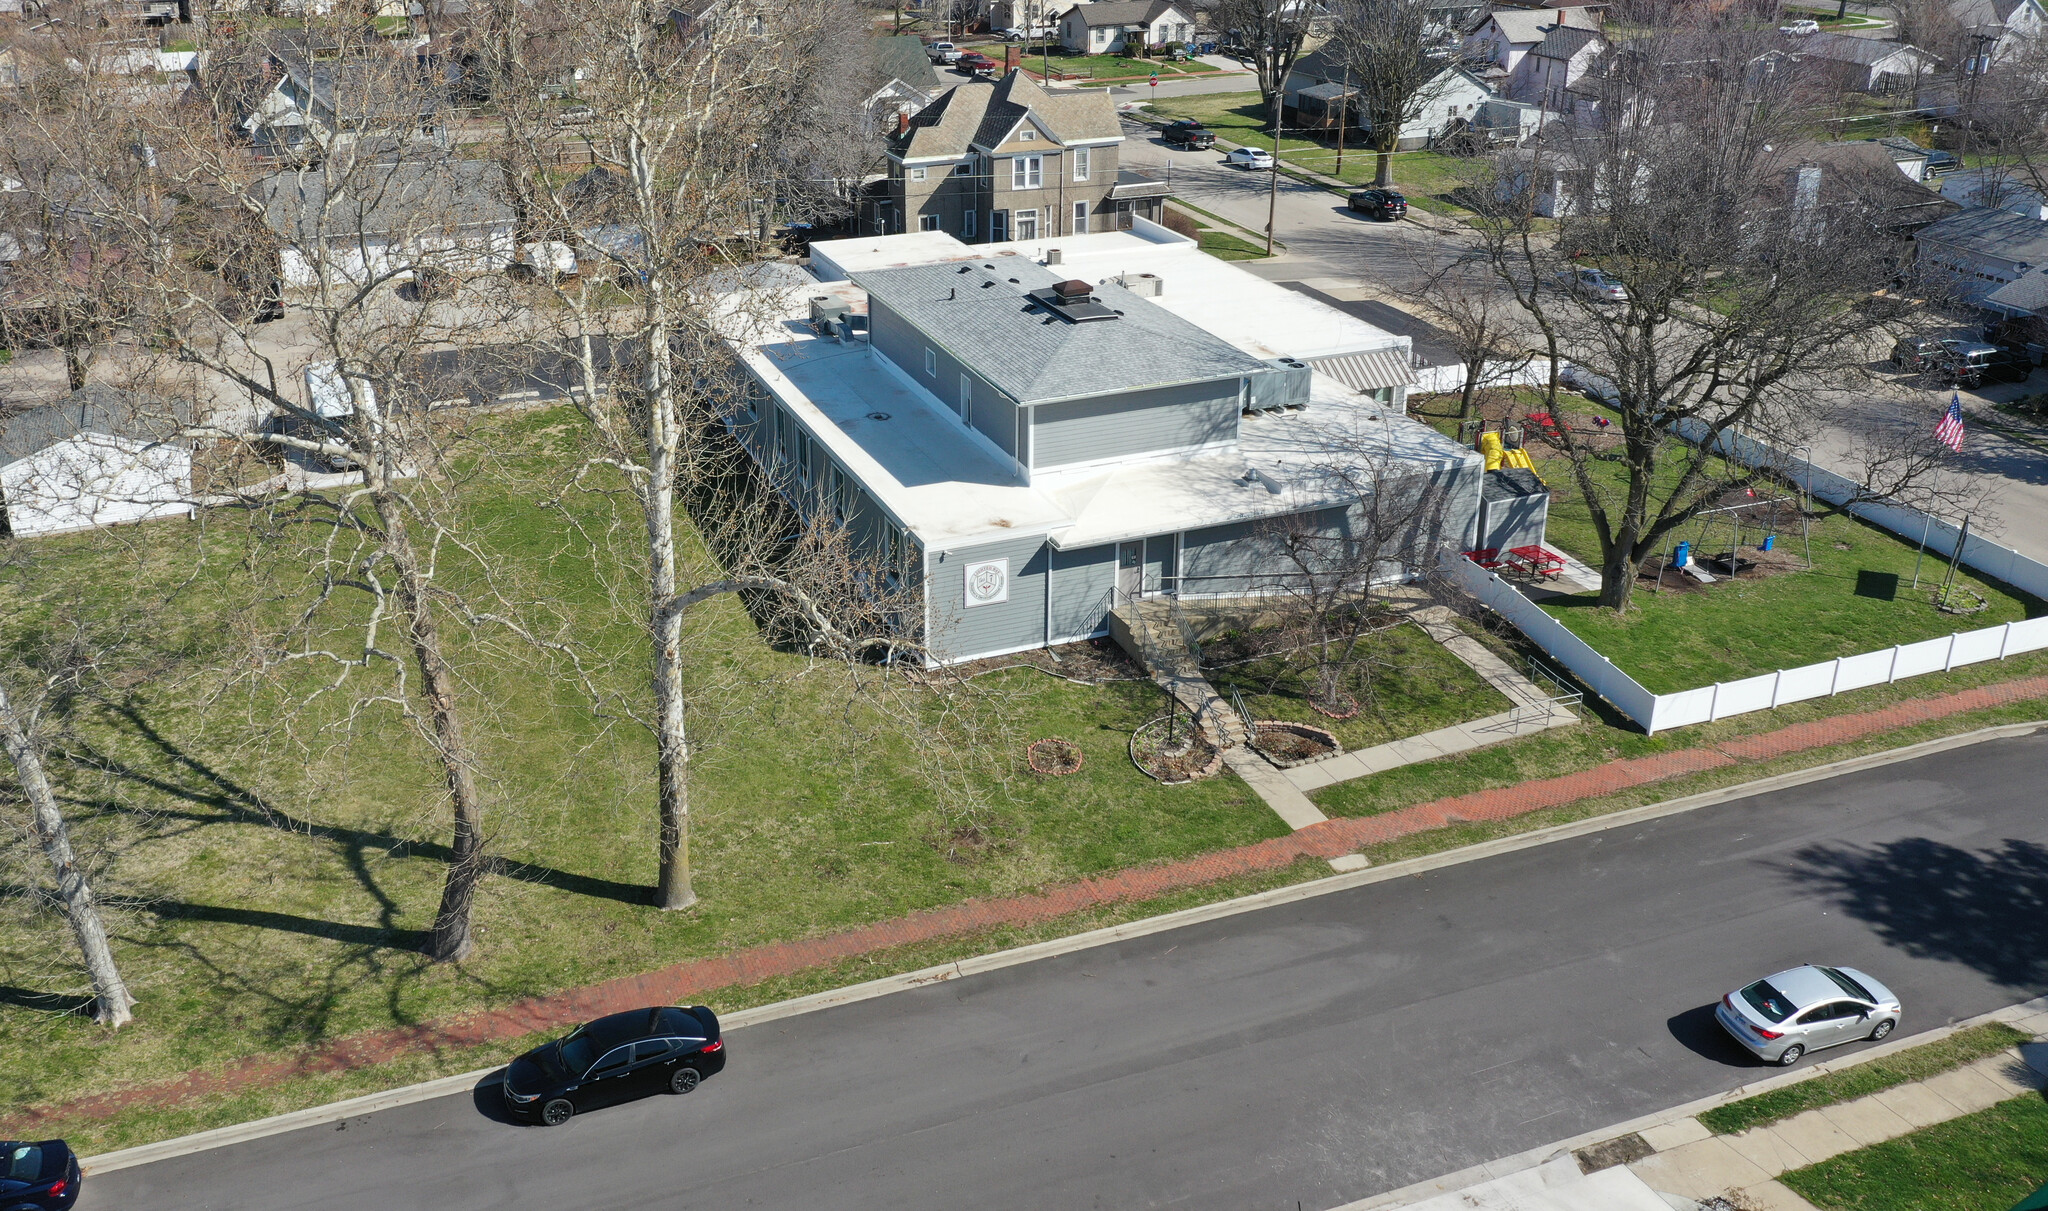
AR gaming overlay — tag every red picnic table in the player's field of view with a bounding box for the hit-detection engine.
[1505,545,1566,579]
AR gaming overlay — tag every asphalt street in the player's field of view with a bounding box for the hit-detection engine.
[85,731,2048,1211]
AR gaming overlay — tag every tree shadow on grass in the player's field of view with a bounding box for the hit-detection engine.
[0,985,98,1017]
[1786,837,2048,990]
[70,704,651,909]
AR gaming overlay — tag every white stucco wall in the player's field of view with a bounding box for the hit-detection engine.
[1,434,193,538]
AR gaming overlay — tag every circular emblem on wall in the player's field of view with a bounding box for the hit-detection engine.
[964,558,1010,607]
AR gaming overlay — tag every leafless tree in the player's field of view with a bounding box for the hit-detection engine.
[1406,250,1532,427]
[1467,16,1969,611]
[464,0,918,910]
[1211,0,1319,136]
[0,661,135,1027]
[1327,0,1458,187]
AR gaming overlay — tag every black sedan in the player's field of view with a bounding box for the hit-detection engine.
[0,1140,80,1210]
[502,1005,725,1126]
[1348,188,1407,220]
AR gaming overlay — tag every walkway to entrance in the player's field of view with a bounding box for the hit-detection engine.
[1110,588,1581,841]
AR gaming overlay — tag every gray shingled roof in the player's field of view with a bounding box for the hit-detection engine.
[1987,266,2048,314]
[871,34,941,90]
[853,258,1270,405]
[891,70,1120,160]
[1917,206,2048,261]
[1788,30,1932,66]
[1480,6,1600,45]
[1531,24,1602,60]
[0,385,192,466]
[255,159,514,244]
[1070,0,1182,26]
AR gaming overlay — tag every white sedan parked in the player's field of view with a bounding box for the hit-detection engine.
[1224,146,1274,170]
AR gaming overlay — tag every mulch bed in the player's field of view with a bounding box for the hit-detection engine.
[1129,717,1223,784]
[1249,721,1342,767]
[1026,737,1084,776]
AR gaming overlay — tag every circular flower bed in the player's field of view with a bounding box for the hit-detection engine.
[1934,585,1991,616]
[1027,737,1085,776]
[1129,716,1223,784]
[1250,721,1341,768]
[1308,690,1360,720]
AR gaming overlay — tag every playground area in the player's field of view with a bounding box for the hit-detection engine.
[1420,389,2048,695]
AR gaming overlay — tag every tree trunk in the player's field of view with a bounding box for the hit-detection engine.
[0,676,135,1027]
[646,408,696,912]
[64,343,87,392]
[373,495,490,962]
[1598,535,1640,611]
[1374,149,1393,188]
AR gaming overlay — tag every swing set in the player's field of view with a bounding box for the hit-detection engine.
[1651,484,1812,592]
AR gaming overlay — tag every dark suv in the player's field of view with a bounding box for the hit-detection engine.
[1163,119,1215,149]
[1938,339,2032,388]
[0,1140,80,1210]
[503,1005,726,1126]
[1890,335,1942,373]
[1348,188,1408,221]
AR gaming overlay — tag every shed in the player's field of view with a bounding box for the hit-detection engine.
[0,385,194,537]
[1474,465,1549,553]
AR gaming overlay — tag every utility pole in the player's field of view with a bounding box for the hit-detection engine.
[1266,105,1281,255]
[1335,62,1348,177]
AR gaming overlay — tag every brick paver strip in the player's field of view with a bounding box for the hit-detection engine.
[13,675,2048,1134]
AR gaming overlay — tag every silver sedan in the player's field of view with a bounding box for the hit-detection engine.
[1715,964,1902,1065]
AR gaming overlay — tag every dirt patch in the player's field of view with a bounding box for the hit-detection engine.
[1026,737,1084,776]
[1249,721,1341,767]
[1129,716,1223,784]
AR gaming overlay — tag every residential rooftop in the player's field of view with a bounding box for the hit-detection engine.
[721,230,1462,552]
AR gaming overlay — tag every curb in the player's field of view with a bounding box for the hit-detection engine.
[1336,991,2048,1210]
[78,719,2044,1176]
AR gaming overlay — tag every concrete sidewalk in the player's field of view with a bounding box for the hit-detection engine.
[1355,996,2048,1210]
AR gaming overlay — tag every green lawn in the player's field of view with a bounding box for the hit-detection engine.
[1204,619,1513,750]
[1518,430,2044,694]
[1700,1023,2030,1135]
[0,406,1291,1144]
[1144,95,1480,208]
[1010,51,1219,81]
[1197,229,1271,260]
[1782,1094,2048,1211]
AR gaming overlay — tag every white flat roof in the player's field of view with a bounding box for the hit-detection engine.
[723,234,1465,553]
[809,228,1410,363]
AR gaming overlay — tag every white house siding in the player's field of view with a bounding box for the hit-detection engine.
[280,227,515,289]
[926,532,1054,662]
[1,434,192,538]
[1399,71,1494,148]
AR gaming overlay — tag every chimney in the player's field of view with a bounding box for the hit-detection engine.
[896,110,910,137]
[1006,44,1021,73]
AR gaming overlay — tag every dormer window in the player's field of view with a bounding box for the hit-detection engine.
[1019,127,1035,141]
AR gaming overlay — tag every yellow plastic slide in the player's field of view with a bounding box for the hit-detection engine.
[1478,431,1504,471]
[1502,448,1536,472]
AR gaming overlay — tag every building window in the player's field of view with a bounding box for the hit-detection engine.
[910,166,928,182]
[1011,155,1042,189]
[1014,209,1039,240]
[1073,200,1089,232]
[991,210,1008,241]
[1073,146,1090,181]
[924,347,937,377]
[954,161,972,175]
[1018,127,1035,141]
[920,213,941,231]
[963,208,977,237]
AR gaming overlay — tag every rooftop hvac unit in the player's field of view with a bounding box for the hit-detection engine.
[1118,272,1163,298]
[809,295,852,331]
[1246,357,1312,414]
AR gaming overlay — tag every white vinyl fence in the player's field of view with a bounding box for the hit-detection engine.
[1445,426,2048,733]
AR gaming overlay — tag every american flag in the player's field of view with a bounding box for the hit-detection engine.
[1935,395,1966,452]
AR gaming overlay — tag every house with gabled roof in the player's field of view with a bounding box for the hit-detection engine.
[0,385,194,538]
[1521,22,1604,108]
[863,34,945,131]
[1462,5,1600,96]
[873,68,1165,242]
[1059,0,1195,53]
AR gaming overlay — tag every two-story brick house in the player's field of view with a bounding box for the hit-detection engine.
[873,69,1164,243]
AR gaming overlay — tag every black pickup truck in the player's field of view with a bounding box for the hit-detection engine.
[1162,119,1216,150]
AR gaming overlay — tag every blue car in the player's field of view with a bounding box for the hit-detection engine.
[0,1140,80,1210]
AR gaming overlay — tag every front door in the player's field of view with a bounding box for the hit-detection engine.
[1117,542,1142,605]
[1144,534,1177,596]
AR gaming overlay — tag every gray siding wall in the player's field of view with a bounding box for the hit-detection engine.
[1031,379,1241,470]
[867,297,1021,462]
[1477,493,1549,553]
[927,533,1051,662]
[1049,543,1116,640]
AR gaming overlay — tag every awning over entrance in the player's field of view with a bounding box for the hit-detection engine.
[1306,348,1417,393]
